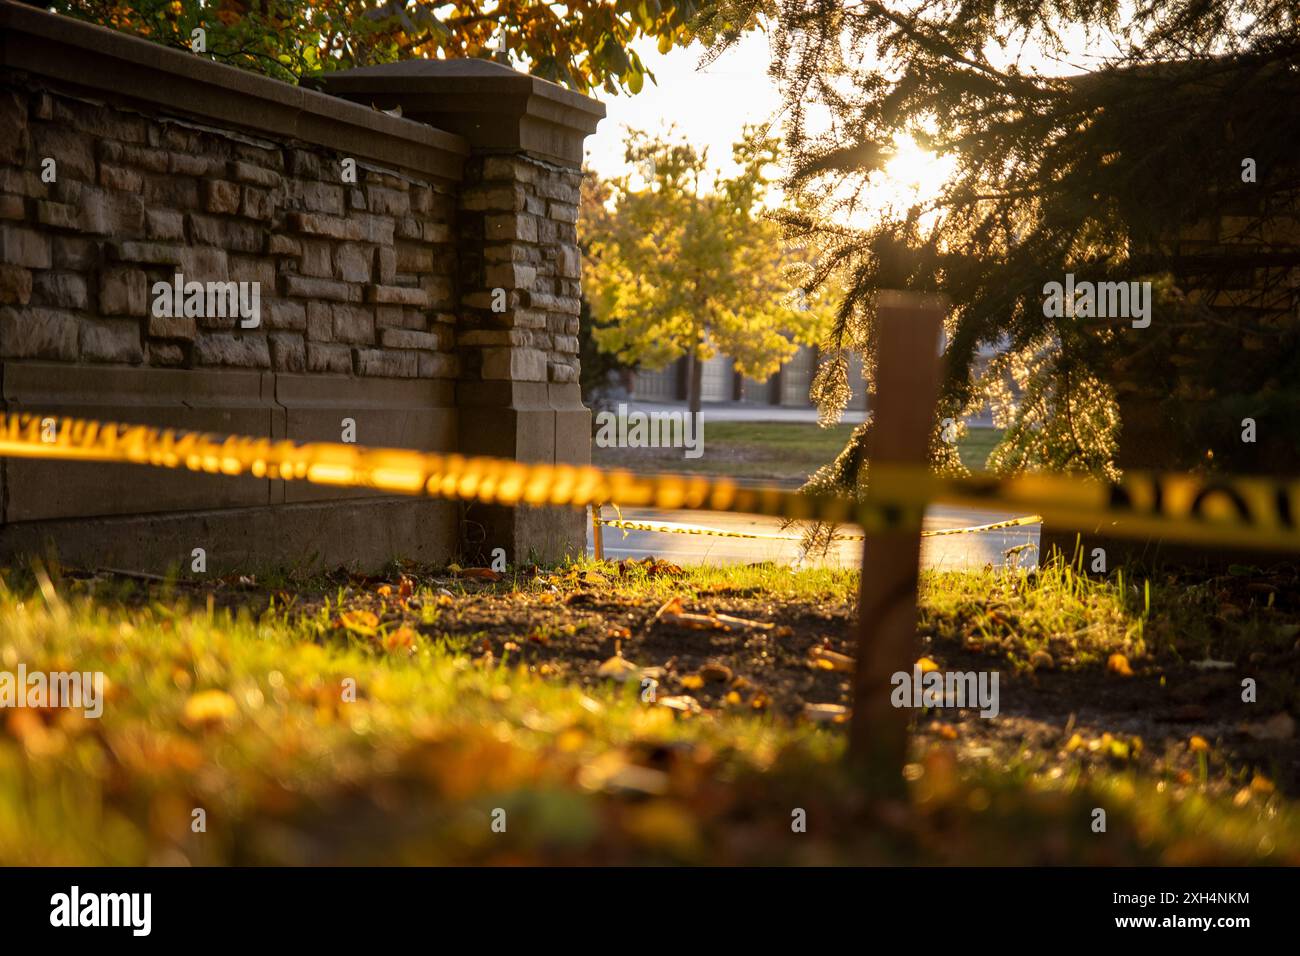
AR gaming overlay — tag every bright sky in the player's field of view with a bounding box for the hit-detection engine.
[584,32,783,182]
[582,19,1112,193]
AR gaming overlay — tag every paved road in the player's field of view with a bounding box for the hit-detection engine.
[587,504,1040,571]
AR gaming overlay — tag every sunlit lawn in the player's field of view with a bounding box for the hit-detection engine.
[592,421,1003,483]
[0,556,1295,865]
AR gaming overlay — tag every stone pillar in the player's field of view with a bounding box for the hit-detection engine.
[317,61,603,563]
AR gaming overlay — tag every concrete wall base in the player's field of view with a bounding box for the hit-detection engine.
[0,497,458,576]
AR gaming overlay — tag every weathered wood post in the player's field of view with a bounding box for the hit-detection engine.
[849,291,947,787]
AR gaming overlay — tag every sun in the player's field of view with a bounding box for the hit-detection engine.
[878,134,956,212]
[831,133,957,232]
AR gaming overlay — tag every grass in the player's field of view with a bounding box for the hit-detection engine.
[592,420,1004,484]
[955,424,1002,471]
[0,556,1294,865]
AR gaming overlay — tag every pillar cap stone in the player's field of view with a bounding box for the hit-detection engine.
[314,59,605,168]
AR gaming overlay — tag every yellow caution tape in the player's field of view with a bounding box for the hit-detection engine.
[2,412,1297,551]
[595,514,1044,542]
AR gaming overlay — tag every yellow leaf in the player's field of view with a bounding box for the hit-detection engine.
[1189,735,1209,753]
[338,609,379,634]
[915,657,940,673]
[1107,653,1134,677]
[383,626,417,652]
[808,646,855,672]
[597,654,640,683]
[182,690,237,728]
[802,702,847,723]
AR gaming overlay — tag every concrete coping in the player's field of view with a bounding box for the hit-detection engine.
[315,59,606,168]
[0,1,470,182]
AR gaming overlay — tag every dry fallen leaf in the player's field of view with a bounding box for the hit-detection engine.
[808,647,855,673]
[1107,653,1134,677]
[915,656,940,674]
[651,597,772,632]
[458,567,501,581]
[1251,774,1276,794]
[597,642,641,683]
[931,721,959,740]
[182,689,238,728]
[1189,734,1210,752]
[699,662,733,683]
[658,695,702,715]
[383,626,417,653]
[338,609,380,635]
[803,703,849,723]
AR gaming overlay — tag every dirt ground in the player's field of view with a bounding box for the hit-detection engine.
[191,557,1299,804]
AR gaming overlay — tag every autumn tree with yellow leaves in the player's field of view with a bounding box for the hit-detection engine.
[581,128,833,413]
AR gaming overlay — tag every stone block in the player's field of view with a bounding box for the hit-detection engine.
[306,342,352,374]
[485,214,537,243]
[0,265,33,305]
[0,224,51,268]
[355,348,418,378]
[81,319,143,363]
[148,312,197,341]
[203,179,241,215]
[146,207,185,240]
[193,332,272,368]
[98,268,148,316]
[0,306,79,359]
[379,328,438,350]
[332,304,374,344]
[481,346,547,381]
[367,285,430,306]
[334,243,373,283]
[269,332,306,372]
[34,272,88,310]
[284,274,356,302]
[265,298,307,331]
[288,211,363,241]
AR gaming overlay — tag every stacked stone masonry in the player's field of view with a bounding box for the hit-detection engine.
[0,86,462,381]
[456,154,583,386]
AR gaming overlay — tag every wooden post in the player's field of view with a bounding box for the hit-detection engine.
[849,291,947,787]
[591,503,604,561]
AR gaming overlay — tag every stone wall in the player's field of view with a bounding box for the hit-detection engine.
[0,89,462,381]
[457,154,584,389]
[0,3,602,572]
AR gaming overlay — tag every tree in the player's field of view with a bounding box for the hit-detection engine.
[581,127,833,413]
[697,1,1300,485]
[52,0,743,92]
